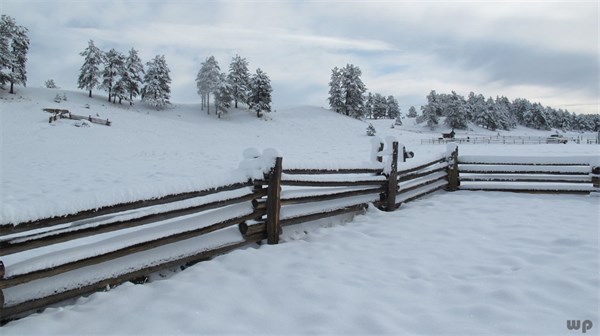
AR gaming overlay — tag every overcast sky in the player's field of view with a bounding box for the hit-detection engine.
[3,0,598,114]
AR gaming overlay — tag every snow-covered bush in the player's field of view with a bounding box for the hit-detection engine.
[366,123,376,136]
[54,94,62,103]
[45,79,57,89]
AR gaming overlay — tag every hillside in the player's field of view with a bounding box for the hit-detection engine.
[1,87,598,224]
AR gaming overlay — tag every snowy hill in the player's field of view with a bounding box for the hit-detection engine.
[1,87,599,335]
[1,87,598,224]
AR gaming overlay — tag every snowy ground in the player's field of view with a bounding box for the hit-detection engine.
[2,192,598,335]
[1,88,599,334]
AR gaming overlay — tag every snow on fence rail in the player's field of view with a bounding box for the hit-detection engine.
[1,142,597,323]
[458,154,600,193]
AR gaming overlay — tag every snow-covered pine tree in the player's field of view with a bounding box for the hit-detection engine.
[372,93,387,119]
[248,68,272,118]
[473,97,502,130]
[78,40,103,98]
[227,54,250,108]
[510,98,531,126]
[340,64,366,118]
[0,15,30,94]
[386,95,400,119]
[407,106,418,118]
[328,67,344,114]
[214,72,233,118]
[466,92,486,124]
[117,48,144,105]
[366,123,376,136]
[102,48,125,102]
[420,90,440,129]
[444,91,468,129]
[196,56,221,114]
[495,96,515,129]
[142,55,171,110]
[522,102,549,130]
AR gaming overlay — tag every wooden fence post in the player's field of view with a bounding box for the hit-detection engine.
[446,146,460,191]
[266,157,283,244]
[385,142,399,211]
[592,166,600,191]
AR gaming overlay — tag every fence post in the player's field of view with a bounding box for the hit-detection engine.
[592,166,600,193]
[386,142,399,211]
[446,146,460,191]
[266,157,283,244]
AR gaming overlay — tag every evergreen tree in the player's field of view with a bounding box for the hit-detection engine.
[142,55,171,110]
[466,92,486,122]
[248,68,272,118]
[328,66,344,113]
[495,96,515,129]
[214,72,232,118]
[510,98,532,125]
[444,91,468,129]
[372,93,387,119]
[77,40,103,98]
[407,106,418,118]
[340,64,366,118]
[102,48,125,102]
[227,54,250,108]
[522,102,549,130]
[420,90,440,129]
[474,97,501,130]
[386,95,400,119]
[0,15,30,94]
[117,48,144,105]
[196,56,220,114]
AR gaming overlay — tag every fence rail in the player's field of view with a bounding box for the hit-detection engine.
[1,143,597,324]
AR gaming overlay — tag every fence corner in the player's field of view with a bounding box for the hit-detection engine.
[446,147,460,191]
[266,157,283,244]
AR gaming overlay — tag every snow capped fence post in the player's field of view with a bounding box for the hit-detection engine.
[265,157,283,244]
[446,144,459,191]
[385,142,399,211]
[591,166,600,193]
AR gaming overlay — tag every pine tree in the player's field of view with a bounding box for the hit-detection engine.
[227,54,250,108]
[523,102,549,130]
[102,48,125,102]
[214,72,233,118]
[196,56,221,114]
[248,68,272,118]
[386,95,400,119]
[372,93,387,119]
[420,90,440,129]
[0,15,30,94]
[328,67,344,114]
[117,48,144,105]
[142,55,171,110]
[340,64,366,118]
[407,106,418,118]
[444,91,468,129]
[78,40,103,98]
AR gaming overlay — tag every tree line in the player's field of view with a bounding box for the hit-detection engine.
[0,15,30,94]
[419,90,600,132]
[328,64,401,121]
[77,40,272,117]
[326,62,598,132]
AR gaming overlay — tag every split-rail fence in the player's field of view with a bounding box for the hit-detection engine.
[0,143,598,324]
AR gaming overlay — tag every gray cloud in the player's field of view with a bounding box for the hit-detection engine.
[3,0,598,114]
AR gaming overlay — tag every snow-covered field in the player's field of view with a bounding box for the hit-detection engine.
[1,88,599,334]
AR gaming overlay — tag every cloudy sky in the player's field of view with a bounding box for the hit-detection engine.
[3,0,598,114]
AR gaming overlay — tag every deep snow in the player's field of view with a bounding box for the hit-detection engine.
[1,87,599,335]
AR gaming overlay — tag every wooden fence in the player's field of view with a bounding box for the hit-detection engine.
[421,135,599,145]
[458,153,600,193]
[43,108,111,126]
[1,143,597,323]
